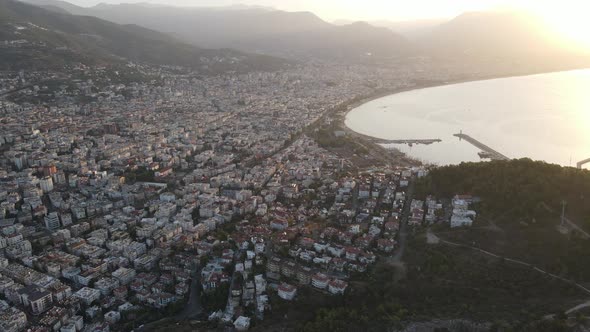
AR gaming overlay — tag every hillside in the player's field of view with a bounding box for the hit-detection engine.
[20,0,414,60]
[416,159,590,278]
[238,21,415,59]
[289,159,590,331]
[1,0,286,72]
[417,158,590,223]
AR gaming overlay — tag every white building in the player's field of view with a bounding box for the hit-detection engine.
[95,277,120,296]
[277,283,297,301]
[25,290,54,315]
[311,273,329,289]
[60,323,77,332]
[40,176,54,193]
[234,316,251,331]
[328,279,348,295]
[112,267,136,285]
[450,198,477,228]
[73,287,101,305]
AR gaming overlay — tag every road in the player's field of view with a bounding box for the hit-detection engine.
[135,263,203,331]
[541,202,590,239]
[179,262,204,319]
[565,300,590,315]
[385,178,415,281]
[392,179,415,263]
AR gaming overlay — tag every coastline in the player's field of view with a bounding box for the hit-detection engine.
[346,66,590,123]
[340,66,590,167]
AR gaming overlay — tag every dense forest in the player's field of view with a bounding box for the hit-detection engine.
[414,158,590,280]
[416,159,590,225]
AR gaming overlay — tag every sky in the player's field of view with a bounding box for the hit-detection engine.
[64,0,590,47]
[62,0,589,22]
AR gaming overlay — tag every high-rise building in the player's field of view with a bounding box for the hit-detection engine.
[40,177,54,193]
[12,154,26,170]
[44,212,61,231]
[53,171,67,185]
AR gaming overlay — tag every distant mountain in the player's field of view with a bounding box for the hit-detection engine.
[25,1,331,47]
[374,19,447,39]
[20,0,414,60]
[418,11,569,56]
[243,21,414,59]
[334,18,446,40]
[1,0,286,72]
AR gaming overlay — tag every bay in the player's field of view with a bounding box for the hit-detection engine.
[345,69,590,168]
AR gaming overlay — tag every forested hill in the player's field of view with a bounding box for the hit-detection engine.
[417,159,590,225]
[0,0,287,72]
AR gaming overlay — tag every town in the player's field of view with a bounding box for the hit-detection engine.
[0,61,483,332]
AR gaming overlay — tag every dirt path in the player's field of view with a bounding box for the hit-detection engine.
[542,202,590,239]
[384,179,415,281]
[430,231,590,296]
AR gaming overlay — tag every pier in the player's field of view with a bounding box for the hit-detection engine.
[374,138,442,146]
[578,158,590,169]
[454,131,509,161]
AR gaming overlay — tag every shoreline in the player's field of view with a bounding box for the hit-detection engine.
[340,67,590,167]
[346,66,590,122]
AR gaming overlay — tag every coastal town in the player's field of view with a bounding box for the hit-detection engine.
[3,0,590,328]
[0,60,481,332]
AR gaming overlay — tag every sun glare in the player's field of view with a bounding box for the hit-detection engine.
[531,1,590,51]
[547,15,590,50]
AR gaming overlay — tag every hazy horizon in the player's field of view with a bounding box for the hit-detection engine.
[53,0,587,21]
[53,0,590,50]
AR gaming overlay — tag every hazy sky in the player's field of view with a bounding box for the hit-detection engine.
[65,0,500,20]
[64,0,590,22]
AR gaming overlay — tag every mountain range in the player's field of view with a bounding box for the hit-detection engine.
[334,18,446,39]
[0,0,287,72]
[5,0,590,71]
[19,0,416,60]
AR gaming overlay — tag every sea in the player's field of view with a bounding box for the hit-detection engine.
[345,69,590,168]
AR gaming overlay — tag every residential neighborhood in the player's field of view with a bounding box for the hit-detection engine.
[0,59,480,332]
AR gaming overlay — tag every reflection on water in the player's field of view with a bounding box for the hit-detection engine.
[346,69,590,167]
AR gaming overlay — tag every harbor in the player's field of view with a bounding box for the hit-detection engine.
[454,131,509,161]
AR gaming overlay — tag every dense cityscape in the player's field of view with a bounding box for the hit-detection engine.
[2,0,590,331]
[0,58,486,331]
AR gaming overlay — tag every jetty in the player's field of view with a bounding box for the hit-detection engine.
[578,158,590,169]
[454,131,509,161]
[373,138,442,146]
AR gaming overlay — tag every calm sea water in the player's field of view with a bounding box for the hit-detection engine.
[345,69,590,167]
